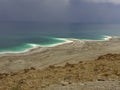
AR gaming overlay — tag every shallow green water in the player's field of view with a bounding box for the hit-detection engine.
[0,22,119,53]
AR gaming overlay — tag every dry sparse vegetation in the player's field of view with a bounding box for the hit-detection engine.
[0,54,120,90]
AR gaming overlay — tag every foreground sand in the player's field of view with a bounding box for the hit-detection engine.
[0,37,120,90]
[0,54,120,90]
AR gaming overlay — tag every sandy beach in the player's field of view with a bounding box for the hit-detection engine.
[0,36,120,72]
[0,37,120,90]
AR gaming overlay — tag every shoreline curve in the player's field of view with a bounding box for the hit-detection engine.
[0,35,113,55]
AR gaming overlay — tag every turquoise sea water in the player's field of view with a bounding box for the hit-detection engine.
[0,22,120,53]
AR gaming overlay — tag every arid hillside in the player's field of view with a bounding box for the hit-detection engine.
[0,53,120,90]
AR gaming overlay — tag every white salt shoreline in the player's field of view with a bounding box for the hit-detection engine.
[0,38,73,55]
[0,36,120,73]
[0,36,113,55]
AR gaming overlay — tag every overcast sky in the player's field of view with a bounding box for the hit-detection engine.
[0,0,120,23]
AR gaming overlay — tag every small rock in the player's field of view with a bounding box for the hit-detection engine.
[61,81,69,86]
[49,65,55,69]
[24,69,30,73]
[97,79,105,81]
[79,83,85,86]
[41,84,46,88]
[30,67,36,70]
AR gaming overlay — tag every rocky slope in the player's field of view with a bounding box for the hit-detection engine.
[0,53,120,90]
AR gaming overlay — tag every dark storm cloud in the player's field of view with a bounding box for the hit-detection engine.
[0,0,68,22]
[68,0,120,23]
[0,0,120,23]
[85,0,120,4]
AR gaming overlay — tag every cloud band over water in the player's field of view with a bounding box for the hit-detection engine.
[0,0,120,23]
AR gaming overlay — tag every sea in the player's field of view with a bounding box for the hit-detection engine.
[0,22,120,54]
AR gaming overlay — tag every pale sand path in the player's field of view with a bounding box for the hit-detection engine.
[0,37,120,73]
